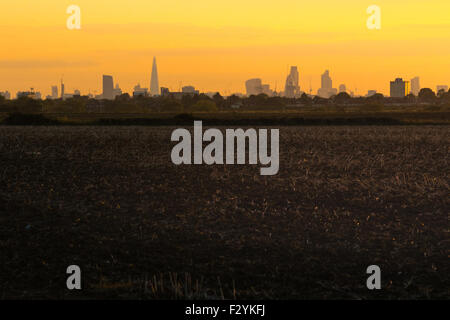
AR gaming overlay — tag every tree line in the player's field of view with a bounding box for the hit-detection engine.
[0,87,449,114]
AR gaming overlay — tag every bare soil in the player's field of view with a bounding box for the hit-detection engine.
[0,126,448,299]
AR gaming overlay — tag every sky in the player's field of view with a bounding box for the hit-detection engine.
[0,0,449,97]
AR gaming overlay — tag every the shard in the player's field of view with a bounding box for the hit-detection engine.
[150,57,159,96]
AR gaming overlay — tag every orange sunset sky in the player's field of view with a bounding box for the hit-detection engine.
[0,0,449,97]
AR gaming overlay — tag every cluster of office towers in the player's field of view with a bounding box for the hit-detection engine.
[1,59,448,100]
[390,77,448,97]
[101,57,202,100]
[102,57,160,100]
[245,68,349,99]
[245,68,447,99]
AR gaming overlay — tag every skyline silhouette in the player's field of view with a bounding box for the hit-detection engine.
[1,1,450,97]
[2,64,448,100]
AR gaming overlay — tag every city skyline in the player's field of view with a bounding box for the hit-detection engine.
[0,56,450,99]
[1,1,449,97]
[0,59,446,99]
[3,67,449,100]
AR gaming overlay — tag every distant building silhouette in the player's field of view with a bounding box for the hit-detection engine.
[51,86,58,99]
[61,80,65,100]
[17,89,41,99]
[339,84,346,93]
[322,70,332,89]
[411,77,420,96]
[366,90,377,97]
[261,84,274,96]
[63,92,77,99]
[113,84,122,99]
[150,57,159,96]
[160,87,170,96]
[245,78,263,96]
[133,84,148,97]
[317,70,337,98]
[205,91,220,98]
[436,85,448,94]
[17,91,31,99]
[284,66,300,98]
[390,78,409,97]
[162,86,200,99]
[182,86,199,94]
[102,75,114,100]
[0,91,11,100]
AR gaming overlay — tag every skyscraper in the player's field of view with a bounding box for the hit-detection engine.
[411,77,420,96]
[113,84,122,99]
[262,84,273,96]
[245,78,263,96]
[284,66,300,98]
[51,86,58,99]
[150,57,159,96]
[102,75,114,100]
[61,79,65,100]
[390,78,409,98]
[321,70,332,90]
[317,70,337,98]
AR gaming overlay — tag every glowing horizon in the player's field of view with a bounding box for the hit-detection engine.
[1,0,449,97]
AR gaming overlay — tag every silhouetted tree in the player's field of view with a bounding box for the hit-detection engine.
[300,93,312,105]
[212,93,224,108]
[366,93,384,105]
[312,96,328,105]
[64,98,86,113]
[437,89,446,98]
[115,93,131,102]
[189,100,217,112]
[418,88,436,103]
[161,98,183,112]
[246,94,269,107]
[198,93,211,101]
[15,97,43,113]
[405,93,416,104]
[438,90,450,104]
[267,96,285,108]
[224,95,242,108]
[334,92,351,104]
[0,95,11,112]
[181,94,195,108]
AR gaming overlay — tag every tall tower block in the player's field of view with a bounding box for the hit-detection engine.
[150,57,160,96]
